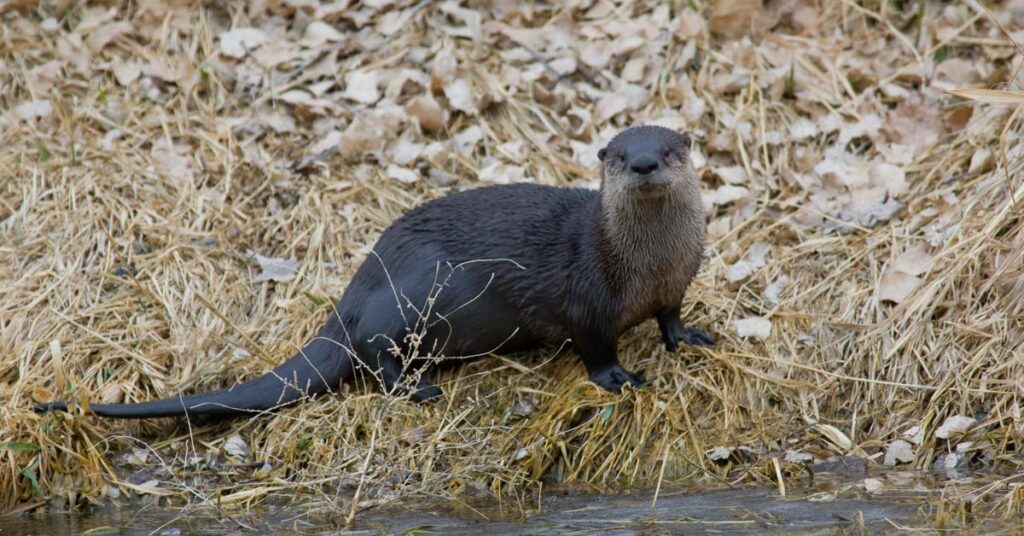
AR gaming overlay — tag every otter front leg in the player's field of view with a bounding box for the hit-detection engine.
[656,308,715,351]
[574,330,646,392]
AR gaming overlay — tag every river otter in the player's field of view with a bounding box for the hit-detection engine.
[34,125,714,419]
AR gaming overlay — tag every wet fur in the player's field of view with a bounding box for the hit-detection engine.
[34,125,713,419]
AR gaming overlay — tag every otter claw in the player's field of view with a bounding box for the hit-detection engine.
[590,365,645,393]
[664,324,715,350]
[410,384,443,402]
[679,326,715,346]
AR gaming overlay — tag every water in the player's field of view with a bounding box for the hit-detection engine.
[1,471,1010,535]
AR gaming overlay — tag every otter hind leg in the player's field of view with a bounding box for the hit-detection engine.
[350,290,444,401]
[382,356,443,400]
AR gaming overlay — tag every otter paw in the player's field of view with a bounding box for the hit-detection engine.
[409,380,443,402]
[679,326,715,346]
[590,365,646,393]
[664,324,715,350]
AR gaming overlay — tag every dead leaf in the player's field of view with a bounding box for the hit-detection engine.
[733,316,771,339]
[935,58,979,86]
[709,185,750,206]
[579,40,613,69]
[261,110,296,133]
[593,93,628,125]
[301,21,344,47]
[439,2,482,41]
[406,94,445,132]
[443,78,477,114]
[968,148,994,174]
[219,28,267,59]
[386,164,419,183]
[338,117,387,160]
[863,477,884,493]
[223,434,251,458]
[789,118,818,141]
[883,440,914,466]
[151,144,193,182]
[784,450,813,463]
[708,0,763,39]
[713,166,748,185]
[870,162,907,197]
[251,253,298,283]
[478,160,526,184]
[27,60,62,94]
[86,21,132,53]
[892,244,933,276]
[279,89,337,116]
[390,138,425,166]
[879,268,920,303]
[621,56,646,83]
[342,70,381,105]
[885,97,942,156]
[764,275,789,306]
[308,130,342,157]
[111,58,141,86]
[708,446,732,461]
[725,242,771,282]
[14,100,52,120]
[935,415,976,439]
[677,9,706,40]
[452,125,483,156]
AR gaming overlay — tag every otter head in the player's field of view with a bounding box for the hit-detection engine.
[597,125,694,200]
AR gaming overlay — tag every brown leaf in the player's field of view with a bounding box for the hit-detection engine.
[338,117,387,160]
[27,60,63,94]
[893,244,933,277]
[111,57,141,87]
[708,0,763,38]
[405,94,445,132]
[885,97,942,156]
[677,9,706,40]
[279,90,338,117]
[86,21,132,53]
[151,144,194,182]
[879,268,920,303]
[592,93,628,125]
[579,40,613,69]
[870,162,907,197]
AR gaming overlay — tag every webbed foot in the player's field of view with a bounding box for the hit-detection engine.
[663,323,716,351]
[589,365,646,393]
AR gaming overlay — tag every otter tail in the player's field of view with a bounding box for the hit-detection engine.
[34,316,353,419]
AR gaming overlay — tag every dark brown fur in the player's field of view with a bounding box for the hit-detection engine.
[35,125,714,419]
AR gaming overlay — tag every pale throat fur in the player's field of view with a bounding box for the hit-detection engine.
[597,155,705,330]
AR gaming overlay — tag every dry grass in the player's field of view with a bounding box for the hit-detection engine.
[2,0,1024,523]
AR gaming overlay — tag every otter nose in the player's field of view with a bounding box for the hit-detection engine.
[630,155,659,175]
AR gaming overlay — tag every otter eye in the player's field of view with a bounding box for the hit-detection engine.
[663,149,674,159]
[618,154,626,164]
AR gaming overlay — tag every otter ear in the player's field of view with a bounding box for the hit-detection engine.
[597,147,607,161]
[680,133,692,150]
